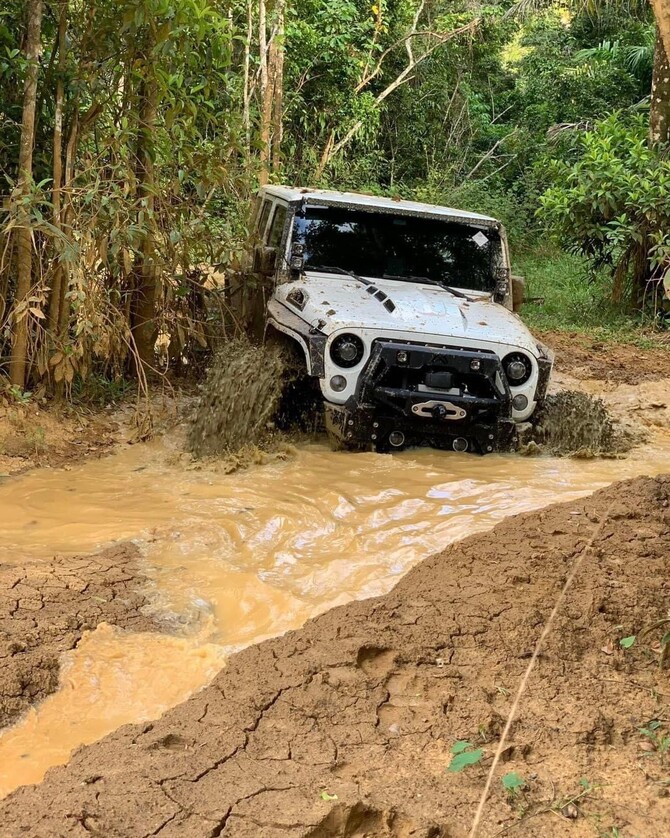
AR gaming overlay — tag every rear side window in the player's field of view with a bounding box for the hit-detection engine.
[257,200,272,240]
[268,204,287,249]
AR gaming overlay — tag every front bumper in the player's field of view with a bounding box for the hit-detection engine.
[325,340,515,454]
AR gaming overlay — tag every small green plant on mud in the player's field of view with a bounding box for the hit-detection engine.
[27,425,47,454]
[619,635,636,649]
[3,385,32,405]
[639,720,670,760]
[502,771,528,816]
[502,772,526,798]
[447,740,484,773]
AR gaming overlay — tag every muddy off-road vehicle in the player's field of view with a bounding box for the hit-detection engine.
[226,186,553,454]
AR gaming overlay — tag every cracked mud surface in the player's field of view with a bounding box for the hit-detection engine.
[2,475,670,837]
[0,545,155,729]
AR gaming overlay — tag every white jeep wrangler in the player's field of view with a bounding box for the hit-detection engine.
[226,186,553,454]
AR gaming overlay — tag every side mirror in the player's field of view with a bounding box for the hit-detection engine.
[492,267,510,304]
[511,275,525,312]
[493,279,508,304]
[254,245,277,276]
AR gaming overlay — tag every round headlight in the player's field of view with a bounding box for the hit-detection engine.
[330,334,364,368]
[502,352,532,386]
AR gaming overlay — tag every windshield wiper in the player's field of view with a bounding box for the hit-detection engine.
[311,265,372,287]
[383,274,474,301]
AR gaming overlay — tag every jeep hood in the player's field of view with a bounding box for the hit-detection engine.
[277,273,540,356]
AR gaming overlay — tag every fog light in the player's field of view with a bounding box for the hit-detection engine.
[453,437,469,452]
[512,393,529,411]
[330,375,347,392]
[396,350,408,364]
[388,431,405,448]
[470,359,481,371]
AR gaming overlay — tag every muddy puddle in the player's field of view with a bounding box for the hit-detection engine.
[1,418,670,797]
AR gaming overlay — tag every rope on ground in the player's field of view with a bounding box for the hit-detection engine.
[467,500,615,838]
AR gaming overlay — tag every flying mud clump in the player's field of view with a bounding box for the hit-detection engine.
[522,390,638,457]
[187,338,293,465]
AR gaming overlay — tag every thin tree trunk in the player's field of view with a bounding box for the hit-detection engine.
[48,1,68,334]
[270,0,285,174]
[131,65,160,372]
[56,109,78,344]
[258,0,271,185]
[0,236,14,328]
[243,0,253,154]
[9,0,43,389]
[650,29,670,145]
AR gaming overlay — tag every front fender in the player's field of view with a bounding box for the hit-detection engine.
[266,300,326,376]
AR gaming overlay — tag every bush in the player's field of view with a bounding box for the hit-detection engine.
[538,113,670,308]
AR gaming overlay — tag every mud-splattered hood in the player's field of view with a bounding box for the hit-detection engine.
[276,272,541,357]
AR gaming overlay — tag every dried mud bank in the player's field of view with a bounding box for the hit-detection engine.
[2,475,670,837]
[538,331,670,385]
[0,545,156,730]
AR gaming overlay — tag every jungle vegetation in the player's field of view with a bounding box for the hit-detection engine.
[1,0,669,395]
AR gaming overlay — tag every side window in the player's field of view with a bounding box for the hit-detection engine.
[268,204,287,249]
[257,200,272,241]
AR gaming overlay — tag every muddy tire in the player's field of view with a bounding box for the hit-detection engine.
[265,329,324,434]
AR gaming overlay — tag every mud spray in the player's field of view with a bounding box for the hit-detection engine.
[188,339,633,461]
[186,338,300,469]
[524,390,638,457]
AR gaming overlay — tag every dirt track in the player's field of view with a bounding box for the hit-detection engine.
[539,330,670,384]
[1,475,669,837]
[0,545,155,729]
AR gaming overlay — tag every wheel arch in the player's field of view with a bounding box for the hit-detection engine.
[264,319,313,374]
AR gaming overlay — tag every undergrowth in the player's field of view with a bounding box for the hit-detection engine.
[515,249,669,347]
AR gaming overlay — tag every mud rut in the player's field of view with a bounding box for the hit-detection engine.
[0,545,155,729]
[2,476,670,837]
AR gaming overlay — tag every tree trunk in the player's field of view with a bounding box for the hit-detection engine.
[0,237,14,329]
[9,0,43,389]
[650,29,670,145]
[243,0,253,153]
[650,0,670,63]
[130,66,160,373]
[258,0,271,185]
[47,1,68,334]
[270,0,285,173]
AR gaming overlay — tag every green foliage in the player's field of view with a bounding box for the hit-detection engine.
[515,250,637,333]
[512,14,641,138]
[447,740,484,773]
[619,635,636,649]
[538,114,670,307]
[502,771,526,795]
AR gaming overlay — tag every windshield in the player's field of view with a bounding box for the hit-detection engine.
[293,206,504,292]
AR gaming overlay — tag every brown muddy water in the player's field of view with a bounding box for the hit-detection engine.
[2,425,670,798]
